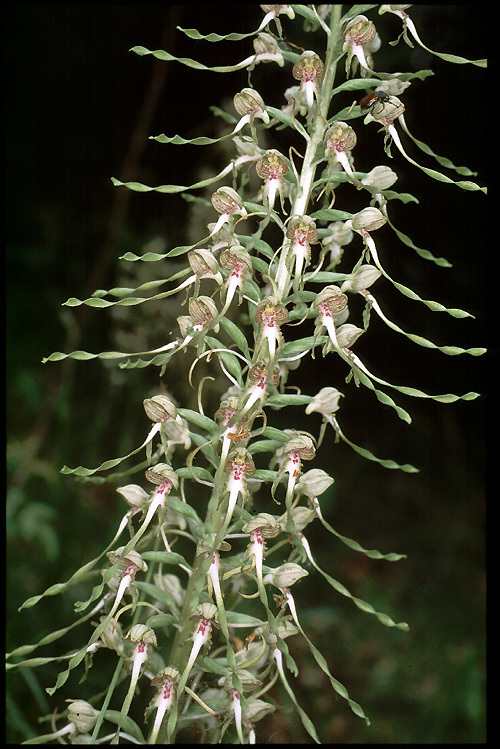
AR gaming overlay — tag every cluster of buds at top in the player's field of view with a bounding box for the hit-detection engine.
[342,15,378,76]
[255,149,289,213]
[292,50,325,111]
[254,297,289,365]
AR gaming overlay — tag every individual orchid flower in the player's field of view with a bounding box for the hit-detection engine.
[146,667,180,744]
[223,447,255,529]
[255,149,289,213]
[215,396,244,464]
[254,297,289,365]
[239,361,279,416]
[271,435,316,542]
[379,4,486,67]
[183,603,220,682]
[242,513,281,600]
[29,700,101,744]
[286,215,318,289]
[324,121,362,187]
[103,548,148,635]
[345,207,388,279]
[251,32,285,67]
[218,669,263,744]
[143,394,185,461]
[210,186,247,238]
[187,249,223,299]
[311,285,350,353]
[114,625,157,741]
[342,15,378,77]
[176,295,220,345]
[292,50,325,112]
[233,88,270,140]
[260,4,295,38]
[219,244,253,313]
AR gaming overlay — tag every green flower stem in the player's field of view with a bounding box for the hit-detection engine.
[275,5,343,301]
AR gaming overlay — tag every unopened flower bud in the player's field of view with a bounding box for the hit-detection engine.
[280,505,316,531]
[351,207,387,232]
[145,462,179,489]
[242,512,281,537]
[188,295,218,325]
[66,700,100,734]
[116,483,149,508]
[335,323,364,348]
[211,186,244,215]
[266,562,308,589]
[341,264,382,292]
[362,165,398,190]
[242,698,276,723]
[124,624,157,647]
[325,122,357,154]
[297,468,334,499]
[143,394,178,423]
[305,387,343,416]
[233,88,269,123]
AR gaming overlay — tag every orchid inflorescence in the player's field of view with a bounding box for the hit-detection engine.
[11,5,485,744]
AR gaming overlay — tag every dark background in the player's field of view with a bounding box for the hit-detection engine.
[7,6,487,743]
